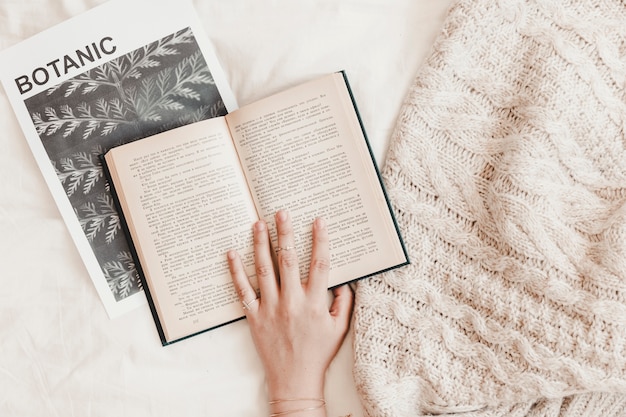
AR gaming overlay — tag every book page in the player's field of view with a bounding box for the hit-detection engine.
[226,73,407,286]
[105,117,258,343]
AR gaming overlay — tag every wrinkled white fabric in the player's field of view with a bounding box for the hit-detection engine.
[0,1,453,416]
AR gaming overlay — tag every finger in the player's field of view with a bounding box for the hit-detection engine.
[227,249,259,315]
[274,210,301,293]
[306,217,330,297]
[329,284,354,332]
[253,220,278,304]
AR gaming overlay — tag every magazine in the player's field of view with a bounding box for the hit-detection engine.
[0,0,237,318]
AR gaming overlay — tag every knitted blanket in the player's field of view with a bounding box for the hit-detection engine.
[353,1,626,416]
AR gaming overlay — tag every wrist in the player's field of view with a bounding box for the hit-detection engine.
[266,367,325,400]
[267,379,324,402]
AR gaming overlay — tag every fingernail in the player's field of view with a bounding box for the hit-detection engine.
[276,210,288,222]
[227,250,237,260]
[255,220,266,232]
[315,217,326,229]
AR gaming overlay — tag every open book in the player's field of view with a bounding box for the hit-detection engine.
[104,72,409,345]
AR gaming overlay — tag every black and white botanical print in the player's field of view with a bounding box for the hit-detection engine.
[24,27,228,301]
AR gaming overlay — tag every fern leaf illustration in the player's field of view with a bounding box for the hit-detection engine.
[63,121,82,138]
[109,98,126,119]
[81,167,100,194]
[31,112,43,125]
[132,75,163,122]
[165,27,195,46]
[59,158,82,196]
[119,51,142,80]
[138,57,162,70]
[95,98,110,117]
[45,83,63,96]
[170,101,227,129]
[64,81,82,97]
[45,122,64,136]
[56,147,103,196]
[32,99,129,140]
[43,108,63,136]
[210,101,226,118]
[76,102,92,118]
[83,120,100,139]
[177,51,215,86]
[52,160,73,185]
[103,251,138,299]
[157,97,186,111]
[101,122,118,136]
[80,158,102,194]
[105,213,120,244]
[77,192,118,242]
[177,86,201,101]
[88,65,111,84]
[78,201,104,242]
[117,27,196,81]
[67,175,83,197]
[81,201,99,218]
[42,27,197,100]
[46,66,116,98]
[82,82,100,94]
[129,51,215,123]
[44,107,58,120]
[59,157,76,172]
[59,104,74,118]
[98,194,120,243]
[31,111,63,136]
[54,161,76,192]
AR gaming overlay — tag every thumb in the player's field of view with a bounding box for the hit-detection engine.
[329,284,354,333]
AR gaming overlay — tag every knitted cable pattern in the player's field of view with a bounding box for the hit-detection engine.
[353,0,626,416]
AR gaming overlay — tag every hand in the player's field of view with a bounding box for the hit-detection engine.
[227,210,354,413]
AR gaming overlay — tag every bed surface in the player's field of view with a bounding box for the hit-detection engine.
[0,1,453,415]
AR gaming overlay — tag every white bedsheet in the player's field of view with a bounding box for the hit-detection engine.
[0,1,453,415]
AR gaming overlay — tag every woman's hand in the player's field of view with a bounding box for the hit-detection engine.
[227,210,354,413]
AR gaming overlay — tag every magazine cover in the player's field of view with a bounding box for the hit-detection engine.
[0,0,237,318]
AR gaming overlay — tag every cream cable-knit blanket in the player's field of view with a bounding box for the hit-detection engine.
[353,1,626,416]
